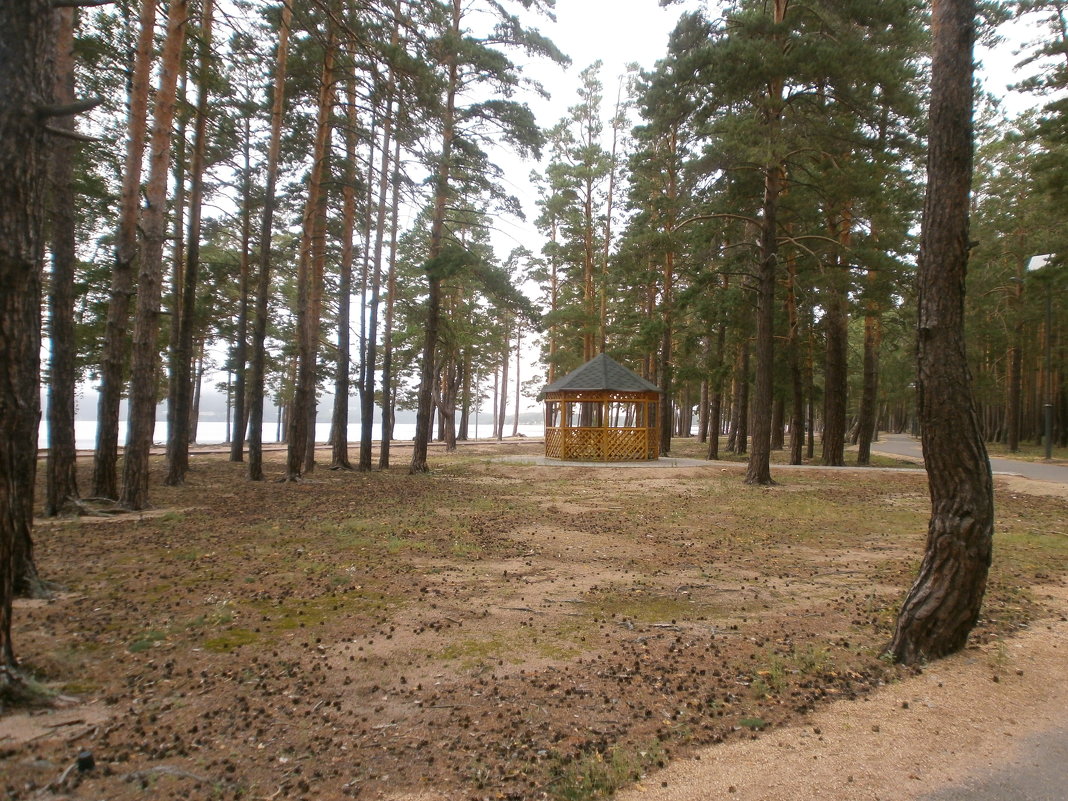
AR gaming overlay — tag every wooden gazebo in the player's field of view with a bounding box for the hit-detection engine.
[541,353,661,462]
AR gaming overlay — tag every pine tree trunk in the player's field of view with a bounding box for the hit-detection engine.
[360,95,395,470]
[744,0,787,486]
[1006,271,1023,451]
[659,249,674,456]
[120,0,188,511]
[458,355,471,440]
[786,252,805,465]
[856,307,882,465]
[93,0,157,499]
[166,0,214,486]
[496,329,509,441]
[1,0,51,670]
[821,282,848,466]
[378,132,402,469]
[888,0,993,664]
[707,321,726,461]
[511,324,522,437]
[411,0,459,474]
[45,6,80,518]
[330,79,358,471]
[287,35,335,480]
[229,113,253,462]
[247,3,292,481]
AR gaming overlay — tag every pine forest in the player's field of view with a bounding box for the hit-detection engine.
[2,0,1068,798]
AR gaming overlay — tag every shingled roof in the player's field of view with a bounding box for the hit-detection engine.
[541,353,661,394]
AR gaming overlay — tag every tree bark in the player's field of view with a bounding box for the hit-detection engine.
[166,0,214,485]
[229,112,253,462]
[378,132,403,469]
[247,2,292,481]
[821,277,848,466]
[330,78,358,471]
[93,0,157,499]
[286,29,335,481]
[511,323,522,436]
[45,5,80,518]
[1,0,51,671]
[744,0,787,486]
[856,305,882,465]
[411,0,460,474]
[888,0,994,664]
[120,0,188,510]
[360,94,395,471]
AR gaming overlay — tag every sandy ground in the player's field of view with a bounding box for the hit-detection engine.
[614,582,1068,801]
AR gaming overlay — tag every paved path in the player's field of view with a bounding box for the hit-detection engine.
[498,433,1068,486]
[920,726,1068,801]
[869,432,1068,485]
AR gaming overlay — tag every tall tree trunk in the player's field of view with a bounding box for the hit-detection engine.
[707,320,726,461]
[286,29,335,480]
[46,5,80,517]
[93,0,157,499]
[411,0,459,474]
[496,326,510,441]
[190,342,204,442]
[856,303,882,465]
[229,112,253,462]
[360,93,396,470]
[120,0,189,511]
[1,0,51,671]
[166,0,214,485]
[746,185,778,479]
[458,353,471,440]
[821,207,851,467]
[378,131,402,469]
[248,2,292,481]
[511,323,522,436]
[889,0,993,664]
[659,250,674,455]
[821,276,849,466]
[786,251,805,465]
[1006,268,1024,452]
[744,0,787,486]
[330,78,358,471]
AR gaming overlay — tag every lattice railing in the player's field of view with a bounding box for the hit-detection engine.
[544,427,656,462]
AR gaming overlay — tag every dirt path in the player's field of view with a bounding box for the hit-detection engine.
[613,585,1068,800]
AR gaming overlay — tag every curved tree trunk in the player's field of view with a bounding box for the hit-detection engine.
[888,0,994,664]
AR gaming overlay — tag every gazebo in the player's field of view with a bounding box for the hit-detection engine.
[541,353,661,462]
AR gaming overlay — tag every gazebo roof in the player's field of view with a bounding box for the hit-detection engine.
[542,353,661,395]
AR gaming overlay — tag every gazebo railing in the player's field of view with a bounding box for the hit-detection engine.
[543,390,660,462]
[544,425,657,461]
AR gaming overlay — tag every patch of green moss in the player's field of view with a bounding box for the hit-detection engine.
[202,628,259,653]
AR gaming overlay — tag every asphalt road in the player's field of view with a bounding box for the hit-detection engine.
[870,432,1068,485]
[920,726,1068,801]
